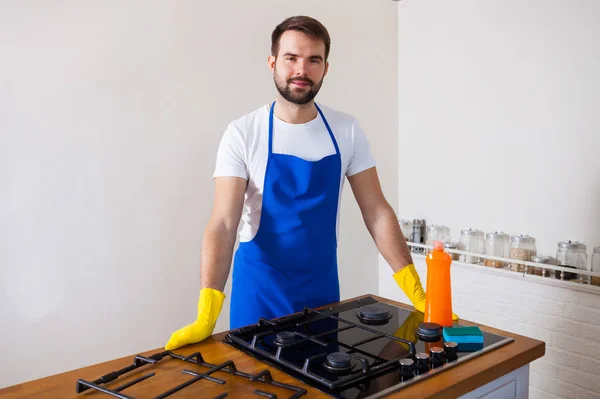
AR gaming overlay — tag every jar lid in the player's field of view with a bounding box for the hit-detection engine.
[486,231,509,239]
[412,219,426,226]
[531,255,551,263]
[558,240,586,250]
[461,228,484,236]
[511,234,535,243]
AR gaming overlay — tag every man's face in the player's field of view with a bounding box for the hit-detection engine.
[269,30,329,105]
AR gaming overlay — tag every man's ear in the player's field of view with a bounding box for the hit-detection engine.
[324,61,329,77]
[268,55,276,73]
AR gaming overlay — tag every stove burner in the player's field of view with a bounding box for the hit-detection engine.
[274,331,296,346]
[416,322,443,342]
[356,304,392,325]
[323,352,354,374]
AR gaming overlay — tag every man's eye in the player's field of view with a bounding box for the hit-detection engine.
[287,57,295,61]
[311,59,320,64]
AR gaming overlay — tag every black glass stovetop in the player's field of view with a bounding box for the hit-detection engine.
[224,296,513,399]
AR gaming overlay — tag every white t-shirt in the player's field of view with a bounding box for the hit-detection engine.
[213,102,376,243]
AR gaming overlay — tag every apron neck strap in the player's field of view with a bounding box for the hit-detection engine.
[268,101,276,155]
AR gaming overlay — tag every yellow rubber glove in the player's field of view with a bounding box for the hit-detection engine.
[165,288,225,351]
[393,264,458,321]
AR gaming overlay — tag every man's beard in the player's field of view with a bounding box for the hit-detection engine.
[273,69,324,105]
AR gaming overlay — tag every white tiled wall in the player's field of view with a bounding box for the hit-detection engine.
[378,256,600,399]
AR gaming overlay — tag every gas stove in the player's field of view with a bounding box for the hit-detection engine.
[224,296,514,398]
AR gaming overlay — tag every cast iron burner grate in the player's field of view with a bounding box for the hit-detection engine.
[75,350,307,399]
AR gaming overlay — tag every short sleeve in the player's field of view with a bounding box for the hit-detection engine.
[346,119,376,177]
[213,123,248,180]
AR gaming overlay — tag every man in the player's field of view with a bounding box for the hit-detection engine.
[165,15,454,351]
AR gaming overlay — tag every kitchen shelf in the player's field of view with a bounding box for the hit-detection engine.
[407,242,600,295]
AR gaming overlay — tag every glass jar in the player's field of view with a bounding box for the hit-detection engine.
[509,234,536,272]
[458,228,484,264]
[555,241,587,282]
[576,243,589,284]
[425,225,451,254]
[444,242,460,261]
[591,247,600,287]
[484,231,510,268]
[426,225,451,245]
[529,255,551,277]
[399,219,413,241]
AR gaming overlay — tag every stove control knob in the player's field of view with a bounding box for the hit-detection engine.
[399,358,414,381]
[443,341,458,361]
[430,347,445,368]
[415,352,430,374]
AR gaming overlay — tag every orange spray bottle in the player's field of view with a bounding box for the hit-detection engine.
[424,240,453,327]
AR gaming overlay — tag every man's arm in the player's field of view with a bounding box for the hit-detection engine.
[164,176,246,350]
[347,167,413,273]
[200,176,247,291]
[348,167,458,320]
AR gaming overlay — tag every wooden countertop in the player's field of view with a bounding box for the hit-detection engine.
[0,294,545,399]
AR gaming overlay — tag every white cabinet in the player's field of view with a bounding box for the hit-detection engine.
[458,365,530,399]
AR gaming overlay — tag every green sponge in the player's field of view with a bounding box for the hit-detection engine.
[443,326,484,350]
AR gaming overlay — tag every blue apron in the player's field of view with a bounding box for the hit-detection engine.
[230,101,342,329]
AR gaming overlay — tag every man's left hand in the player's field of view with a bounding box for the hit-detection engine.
[393,263,459,321]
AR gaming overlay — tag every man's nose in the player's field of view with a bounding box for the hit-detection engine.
[294,59,309,75]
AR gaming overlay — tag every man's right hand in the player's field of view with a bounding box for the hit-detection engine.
[165,288,225,351]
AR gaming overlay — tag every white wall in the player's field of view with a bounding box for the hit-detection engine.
[387,1,600,399]
[396,0,600,254]
[0,0,398,388]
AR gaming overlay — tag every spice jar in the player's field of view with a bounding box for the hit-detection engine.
[529,255,551,277]
[458,229,484,264]
[484,231,510,268]
[591,247,600,287]
[556,241,587,282]
[425,225,451,254]
[444,243,460,261]
[410,219,426,254]
[576,243,589,284]
[509,234,536,272]
[399,219,413,241]
[426,225,451,245]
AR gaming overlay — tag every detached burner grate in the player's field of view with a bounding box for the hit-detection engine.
[75,350,307,399]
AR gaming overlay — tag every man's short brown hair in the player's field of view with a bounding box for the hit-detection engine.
[271,16,331,60]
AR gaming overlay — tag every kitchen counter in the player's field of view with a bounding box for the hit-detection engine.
[0,294,545,399]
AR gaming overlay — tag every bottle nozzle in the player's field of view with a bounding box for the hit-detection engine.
[433,241,444,251]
